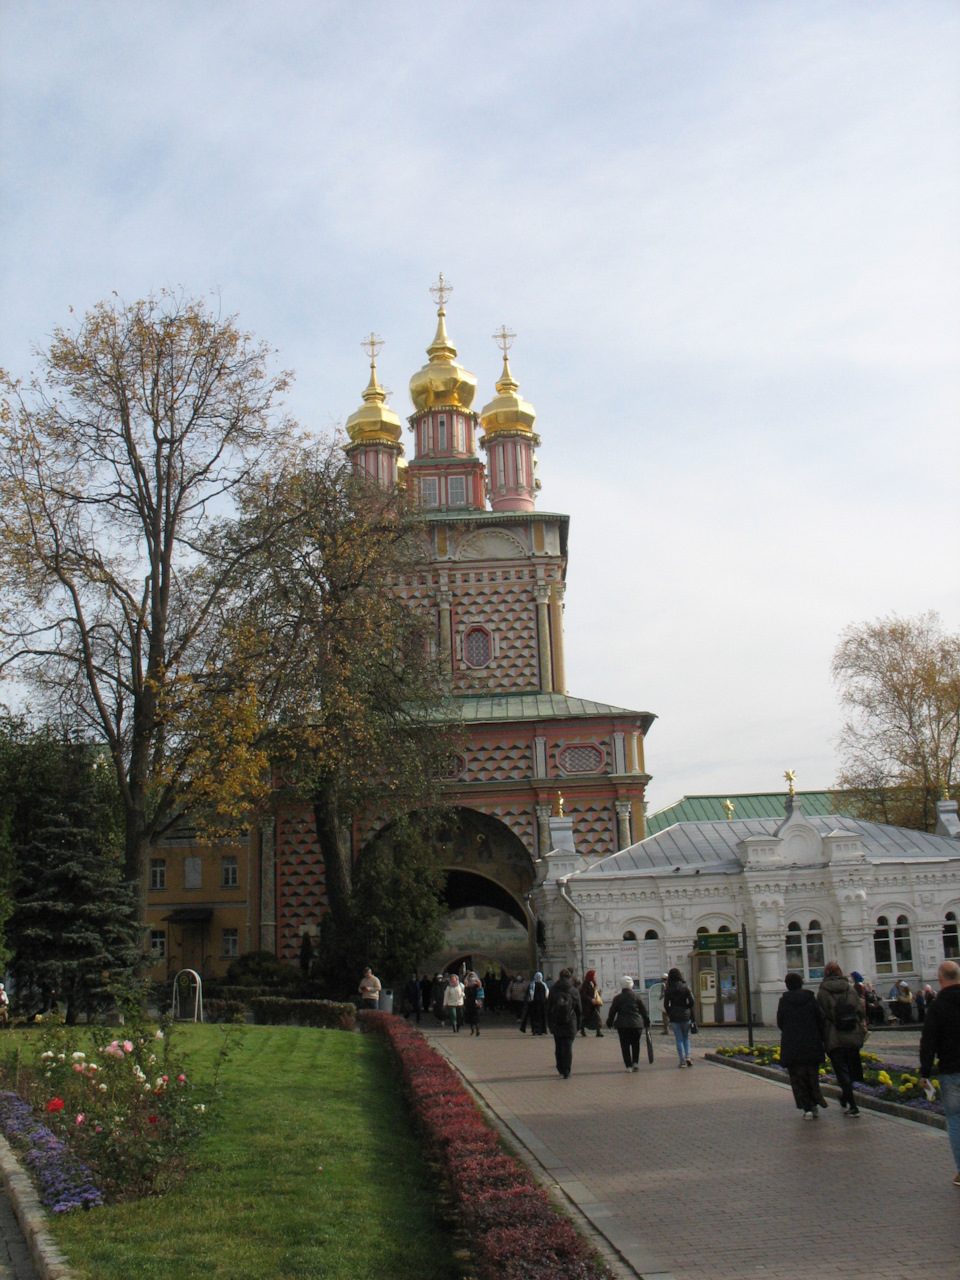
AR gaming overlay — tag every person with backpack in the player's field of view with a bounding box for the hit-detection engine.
[664,967,696,1068]
[546,968,582,1078]
[606,975,651,1071]
[817,961,867,1117]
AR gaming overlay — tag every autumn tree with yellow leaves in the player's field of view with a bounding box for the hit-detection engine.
[204,445,457,924]
[0,292,293,915]
[833,611,960,831]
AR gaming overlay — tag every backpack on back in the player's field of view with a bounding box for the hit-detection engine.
[552,987,575,1028]
[833,994,859,1032]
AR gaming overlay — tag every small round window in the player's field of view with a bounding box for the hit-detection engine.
[463,627,492,668]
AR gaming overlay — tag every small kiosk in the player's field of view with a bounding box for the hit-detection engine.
[692,931,747,1025]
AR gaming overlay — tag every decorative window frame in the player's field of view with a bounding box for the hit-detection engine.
[420,476,439,508]
[555,741,606,776]
[447,475,467,506]
[455,621,499,667]
[461,624,494,669]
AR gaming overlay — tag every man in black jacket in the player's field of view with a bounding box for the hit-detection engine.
[546,968,582,1079]
[920,960,960,1186]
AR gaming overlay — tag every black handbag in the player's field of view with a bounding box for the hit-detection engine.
[645,1027,654,1063]
[690,1019,699,1035]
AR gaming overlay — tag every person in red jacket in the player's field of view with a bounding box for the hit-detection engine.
[920,960,960,1186]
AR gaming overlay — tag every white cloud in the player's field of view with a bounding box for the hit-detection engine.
[2,0,958,806]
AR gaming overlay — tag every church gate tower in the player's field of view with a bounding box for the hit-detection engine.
[265,279,655,971]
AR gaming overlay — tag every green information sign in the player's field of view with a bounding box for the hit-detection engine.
[697,932,742,954]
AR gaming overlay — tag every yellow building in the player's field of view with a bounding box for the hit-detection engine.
[144,826,258,982]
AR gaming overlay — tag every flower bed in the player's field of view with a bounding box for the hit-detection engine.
[360,1011,613,1280]
[0,1013,237,1206]
[714,1044,944,1115]
[0,1091,102,1213]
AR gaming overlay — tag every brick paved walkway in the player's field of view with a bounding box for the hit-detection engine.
[0,1191,38,1280]
[427,1018,959,1280]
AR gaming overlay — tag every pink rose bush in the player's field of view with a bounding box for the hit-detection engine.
[0,1013,234,1205]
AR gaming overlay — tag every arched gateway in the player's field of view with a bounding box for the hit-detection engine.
[360,806,538,974]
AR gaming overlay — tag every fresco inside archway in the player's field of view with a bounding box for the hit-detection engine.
[428,904,531,976]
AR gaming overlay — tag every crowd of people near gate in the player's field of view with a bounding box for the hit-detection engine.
[377,955,960,1185]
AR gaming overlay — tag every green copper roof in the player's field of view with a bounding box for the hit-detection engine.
[426,693,655,729]
[646,791,850,834]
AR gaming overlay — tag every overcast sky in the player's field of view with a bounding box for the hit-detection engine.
[2,2,958,811]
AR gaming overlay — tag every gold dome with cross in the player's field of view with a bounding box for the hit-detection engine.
[480,325,537,439]
[409,275,478,413]
[345,333,403,446]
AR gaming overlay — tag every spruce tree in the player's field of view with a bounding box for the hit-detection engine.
[7,745,141,1023]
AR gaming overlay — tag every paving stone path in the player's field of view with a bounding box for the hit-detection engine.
[427,1017,958,1280]
[0,1191,38,1280]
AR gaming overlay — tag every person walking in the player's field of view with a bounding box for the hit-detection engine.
[777,972,828,1119]
[520,972,548,1035]
[919,960,960,1187]
[430,973,446,1024]
[546,967,582,1078]
[443,973,465,1032]
[606,976,650,1071]
[402,972,423,1024]
[358,967,381,1011]
[579,969,604,1038]
[663,967,696,1068]
[817,961,867,1117]
[463,971,484,1036]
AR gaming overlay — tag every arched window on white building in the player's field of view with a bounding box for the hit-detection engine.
[874,914,915,976]
[944,912,960,960]
[784,920,825,979]
[806,921,825,979]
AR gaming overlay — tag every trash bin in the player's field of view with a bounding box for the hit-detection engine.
[379,989,394,1014]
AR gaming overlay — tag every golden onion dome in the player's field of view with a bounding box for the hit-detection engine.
[345,335,403,447]
[480,328,536,438]
[408,275,477,413]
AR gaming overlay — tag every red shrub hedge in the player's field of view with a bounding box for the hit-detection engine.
[359,1011,612,1280]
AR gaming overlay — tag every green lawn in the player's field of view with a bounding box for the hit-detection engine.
[49,1024,461,1280]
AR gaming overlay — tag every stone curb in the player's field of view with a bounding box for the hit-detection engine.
[705,1052,948,1130]
[0,1135,76,1279]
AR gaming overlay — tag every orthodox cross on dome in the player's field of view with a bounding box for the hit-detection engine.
[493,324,516,355]
[429,273,453,313]
[784,769,796,797]
[361,331,384,369]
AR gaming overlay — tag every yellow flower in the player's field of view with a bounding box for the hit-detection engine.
[878,1071,893,1087]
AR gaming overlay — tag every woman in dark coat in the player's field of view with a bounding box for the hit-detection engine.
[817,962,867,1117]
[777,971,827,1119]
[663,967,696,1067]
[579,969,604,1038]
[520,972,548,1035]
[463,971,484,1036]
[606,975,651,1071]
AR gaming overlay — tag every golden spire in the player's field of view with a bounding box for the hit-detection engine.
[723,799,735,821]
[409,274,477,412]
[345,333,402,446]
[480,325,536,439]
[784,770,796,797]
[556,791,565,818]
